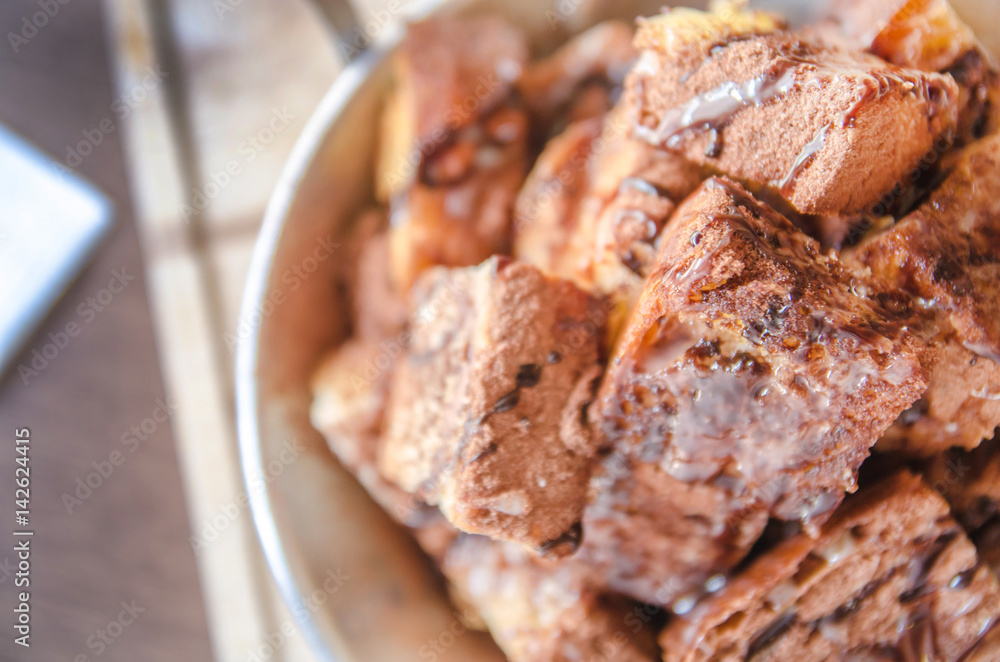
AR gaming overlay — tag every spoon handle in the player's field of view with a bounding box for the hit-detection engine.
[310,0,365,62]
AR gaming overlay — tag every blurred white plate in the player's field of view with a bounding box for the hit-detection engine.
[0,125,114,379]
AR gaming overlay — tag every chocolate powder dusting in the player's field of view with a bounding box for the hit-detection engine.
[308,6,1000,661]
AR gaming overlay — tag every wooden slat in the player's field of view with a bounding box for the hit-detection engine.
[163,0,341,235]
[102,2,279,659]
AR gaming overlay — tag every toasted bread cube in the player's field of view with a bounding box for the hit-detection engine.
[849,133,1000,454]
[581,110,705,340]
[343,210,409,342]
[880,339,1000,456]
[377,16,531,292]
[311,338,388,473]
[814,0,999,143]
[387,117,529,292]
[310,338,456,560]
[581,178,926,605]
[442,535,658,662]
[512,117,606,284]
[513,105,704,345]
[379,257,605,550]
[516,21,637,126]
[659,472,1000,662]
[627,10,960,215]
[377,16,528,201]
[580,453,772,608]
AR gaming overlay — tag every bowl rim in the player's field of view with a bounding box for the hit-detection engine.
[234,35,393,662]
[235,1,678,655]
[235,0,465,654]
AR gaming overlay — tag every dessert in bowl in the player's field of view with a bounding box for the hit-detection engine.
[239,0,1000,659]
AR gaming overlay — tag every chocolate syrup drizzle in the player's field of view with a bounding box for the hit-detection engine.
[633,60,800,151]
[774,123,830,194]
[736,529,987,661]
[633,40,948,195]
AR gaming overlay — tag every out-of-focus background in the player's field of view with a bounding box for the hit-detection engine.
[0,0,402,660]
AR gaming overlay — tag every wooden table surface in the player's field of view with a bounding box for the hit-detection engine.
[0,0,363,659]
[0,0,410,659]
[0,1,212,660]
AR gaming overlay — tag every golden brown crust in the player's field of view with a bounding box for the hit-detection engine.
[626,24,960,215]
[812,0,980,71]
[379,257,606,550]
[442,535,658,662]
[582,178,927,605]
[812,0,1000,144]
[633,5,786,58]
[659,471,1000,662]
[849,133,1000,454]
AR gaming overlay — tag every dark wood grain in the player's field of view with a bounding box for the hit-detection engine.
[0,1,213,660]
